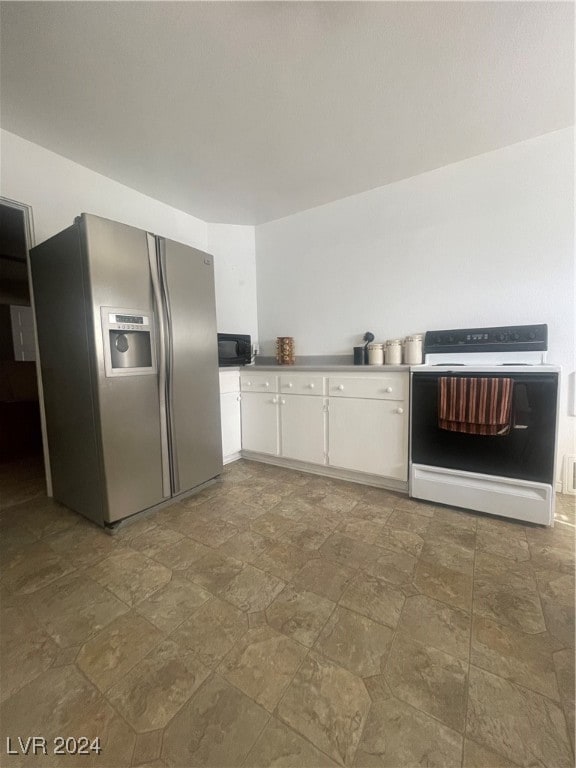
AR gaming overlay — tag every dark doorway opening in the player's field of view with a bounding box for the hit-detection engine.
[0,199,45,506]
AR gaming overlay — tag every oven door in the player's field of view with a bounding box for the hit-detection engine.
[411,371,558,485]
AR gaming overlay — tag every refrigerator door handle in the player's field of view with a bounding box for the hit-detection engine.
[147,233,171,499]
[157,237,180,495]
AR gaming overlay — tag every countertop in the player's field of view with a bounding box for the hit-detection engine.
[235,364,411,373]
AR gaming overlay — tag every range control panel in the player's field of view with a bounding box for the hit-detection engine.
[424,324,548,354]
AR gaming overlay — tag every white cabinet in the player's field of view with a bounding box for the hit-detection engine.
[280,394,326,465]
[240,391,279,455]
[327,373,408,481]
[239,369,409,486]
[219,370,242,463]
[328,397,407,479]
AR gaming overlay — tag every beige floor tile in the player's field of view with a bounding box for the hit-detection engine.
[0,665,135,767]
[0,605,58,702]
[432,506,478,530]
[476,527,530,562]
[88,550,172,607]
[2,540,75,595]
[347,500,393,523]
[170,597,247,668]
[250,511,296,539]
[413,558,473,610]
[270,496,317,521]
[174,514,240,546]
[245,716,338,767]
[185,550,245,594]
[220,564,285,612]
[161,674,269,767]
[44,522,120,569]
[354,696,462,767]
[359,486,403,508]
[393,497,437,517]
[371,525,425,558]
[132,730,163,766]
[462,738,519,767]
[280,520,334,551]
[387,509,431,536]
[318,531,383,569]
[106,637,211,731]
[277,650,371,766]
[149,536,211,570]
[420,538,474,572]
[293,557,355,601]
[218,625,307,711]
[554,648,576,751]
[362,674,394,702]
[528,535,576,575]
[248,610,268,628]
[363,547,418,588]
[340,572,405,629]
[77,612,163,692]
[466,665,573,768]
[471,614,561,700]
[13,496,80,539]
[253,541,311,581]
[315,605,393,677]
[27,572,129,647]
[266,584,335,647]
[425,518,477,549]
[134,576,211,632]
[218,529,270,563]
[127,525,185,559]
[397,594,471,661]
[474,552,546,634]
[384,635,468,732]
[338,517,389,545]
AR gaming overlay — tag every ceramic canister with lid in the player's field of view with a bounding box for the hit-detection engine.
[385,339,402,365]
[403,334,424,365]
[367,343,384,365]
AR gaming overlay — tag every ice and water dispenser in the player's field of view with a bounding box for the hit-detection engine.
[101,308,157,377]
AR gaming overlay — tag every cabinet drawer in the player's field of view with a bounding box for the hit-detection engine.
[240,372,278,393]
[328,375,407,401]
[219,370,240,395]
[279,374,324,396]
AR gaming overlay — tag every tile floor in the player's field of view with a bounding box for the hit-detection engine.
[1,458,574,767]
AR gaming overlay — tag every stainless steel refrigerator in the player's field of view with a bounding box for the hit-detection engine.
[30,213,222,528]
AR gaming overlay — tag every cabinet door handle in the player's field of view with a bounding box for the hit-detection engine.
[287,382,293,388]
[396,407,404,414]
[386,386,393,393]
[309,382,315,389]
[246,381,252,387]
[237,395,241,402]
[280,398,286,405]
[272,397,278,404]
[265,381,270,388]
[337,384,345,391]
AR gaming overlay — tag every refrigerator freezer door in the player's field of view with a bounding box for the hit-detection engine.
[81,214,166,522]
[162,238,223,494]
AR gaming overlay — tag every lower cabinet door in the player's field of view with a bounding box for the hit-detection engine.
[328,397,408,479]
[220,391,242,460]
[280,395,326,465]
[240,392,279,455]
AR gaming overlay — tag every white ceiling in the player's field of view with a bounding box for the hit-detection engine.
[1,2,573,225]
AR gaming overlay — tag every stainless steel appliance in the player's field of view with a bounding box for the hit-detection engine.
[217,333,252,367]
[30,213,222,528]
[410,324,560,525]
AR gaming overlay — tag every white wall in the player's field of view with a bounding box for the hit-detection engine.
[256,128,575,484]
[0,129,257,340]
[207,223,258,343]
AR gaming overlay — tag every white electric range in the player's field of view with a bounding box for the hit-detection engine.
[410,324,560,526]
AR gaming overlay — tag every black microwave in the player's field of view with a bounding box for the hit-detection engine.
[217,333,252,366]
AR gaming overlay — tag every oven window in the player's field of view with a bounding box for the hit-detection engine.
[411,373,558,485]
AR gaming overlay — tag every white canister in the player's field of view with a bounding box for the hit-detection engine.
[403,334,424,365]
[367,343,384,365]
[385,339,402,365]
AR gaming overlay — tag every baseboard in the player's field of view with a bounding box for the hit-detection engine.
[223,452,242,465]
[240,450,408,494]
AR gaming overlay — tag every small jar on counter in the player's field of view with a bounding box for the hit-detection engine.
[403,334,424,365]
[385,339,402,365]
[367,343,384,365]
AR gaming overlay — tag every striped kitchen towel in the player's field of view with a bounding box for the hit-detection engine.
[438,377,514,436]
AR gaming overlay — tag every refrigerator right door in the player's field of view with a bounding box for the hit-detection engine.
[162,238,223,494]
